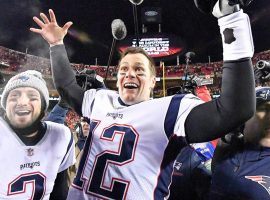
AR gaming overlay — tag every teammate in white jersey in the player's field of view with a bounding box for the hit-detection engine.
[0,70,75,199]
[31,0,256,199]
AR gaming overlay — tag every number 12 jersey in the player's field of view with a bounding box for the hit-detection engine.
[68,89,202,200]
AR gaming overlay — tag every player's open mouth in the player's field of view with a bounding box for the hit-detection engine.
[15,110,31,116]
[265,127,270,133]
[124,83,139,89]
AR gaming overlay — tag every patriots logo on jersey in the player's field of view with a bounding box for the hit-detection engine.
[245,175,270,196]
[174,161,182,171]
[20,161,40,170]
[15,75,30,82]
[173,161,183,176]
[106,112,123,120]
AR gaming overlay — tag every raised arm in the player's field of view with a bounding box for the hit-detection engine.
[30,9,85,115]
[186,0,256,143]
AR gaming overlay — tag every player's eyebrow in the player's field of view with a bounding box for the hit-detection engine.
[27,91,39,96]
[9,90,20,95]
[119,61,145,66]
[119,61,129,66]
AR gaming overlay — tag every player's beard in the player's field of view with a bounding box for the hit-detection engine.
[5,111,45,137]
[5,96,47,137]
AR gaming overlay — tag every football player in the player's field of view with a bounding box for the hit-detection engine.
[210,86,270,200]
[0,70,75,199]
[31,0,255,198]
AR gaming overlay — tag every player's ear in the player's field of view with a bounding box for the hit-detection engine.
[116,79,119,88]
[150,76,156,88]
[116,66,120,89]
[116,71,121,88]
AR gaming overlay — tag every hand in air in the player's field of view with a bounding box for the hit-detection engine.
[30,9,73,45]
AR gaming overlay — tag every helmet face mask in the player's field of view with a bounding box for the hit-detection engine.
[256,87,270,107]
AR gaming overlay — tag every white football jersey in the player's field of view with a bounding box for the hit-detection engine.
[68,89,202,200]
[0,118,75,200]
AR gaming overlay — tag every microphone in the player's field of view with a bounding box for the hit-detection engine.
[183,52,196,89]
[185,52,196,59]
[129,0,144,5]
[129,0,143,46]
[111,19,127,40]
[105,19,127,82]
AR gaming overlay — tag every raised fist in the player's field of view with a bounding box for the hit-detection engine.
[194,0,253,15]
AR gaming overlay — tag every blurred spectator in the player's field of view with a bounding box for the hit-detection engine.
[75,117,90,151]
[209,63,270,200]
[210,86,270,200]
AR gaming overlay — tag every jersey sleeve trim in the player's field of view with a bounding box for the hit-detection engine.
[82,89,97,117]
[164,94,185,139]
[60,130,74,166]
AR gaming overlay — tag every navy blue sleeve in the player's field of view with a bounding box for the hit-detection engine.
[169,146,211,200]
[191,152,212,200]
[49,169,69,200]
[50,45,85,116]
[186,59,255,143]
[46,104,68,124]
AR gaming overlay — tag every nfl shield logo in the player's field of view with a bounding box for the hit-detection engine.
[26,148,34,156]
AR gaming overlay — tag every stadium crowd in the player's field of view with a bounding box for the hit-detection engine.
[0,28,269,153]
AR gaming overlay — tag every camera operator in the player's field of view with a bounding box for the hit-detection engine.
[75,69,106,91]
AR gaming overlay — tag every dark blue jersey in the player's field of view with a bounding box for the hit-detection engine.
[46,103,68,124]
[169,146,211,200]
[210,143,270,200]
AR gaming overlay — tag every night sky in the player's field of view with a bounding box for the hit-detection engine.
[0,0,269,66]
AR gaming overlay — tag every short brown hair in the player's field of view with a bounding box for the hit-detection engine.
[118,47,156,77]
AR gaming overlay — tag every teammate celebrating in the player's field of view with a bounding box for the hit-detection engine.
[31,0,255,199]
[0,70,75,199]
[210,86,270,200]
